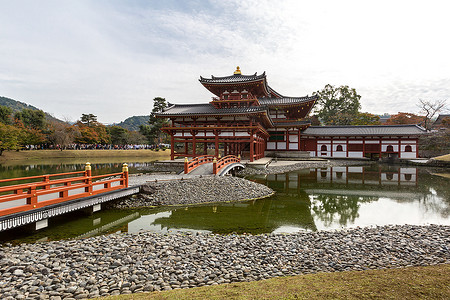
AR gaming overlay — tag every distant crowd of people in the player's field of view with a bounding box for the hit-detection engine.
[24,143,170,150]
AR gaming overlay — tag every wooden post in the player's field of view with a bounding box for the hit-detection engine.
[184,157,189,174]
[85,162,93,195]
[250,136,254,162]
[122,163,129,187]
[214,131,219,157]
[27,184,38,208]
[43,175,50,190]
[213,157,217,175]
[170,134,175,160]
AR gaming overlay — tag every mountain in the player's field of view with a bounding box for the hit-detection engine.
[115,115,149,131]
[0,96,63,123]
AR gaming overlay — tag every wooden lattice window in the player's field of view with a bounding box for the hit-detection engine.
[321,145,327,151]
[386,145,394,152]
[336,145,343,152]
[405,145,412,152]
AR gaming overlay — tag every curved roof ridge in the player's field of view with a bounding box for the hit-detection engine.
[199,72,266,82]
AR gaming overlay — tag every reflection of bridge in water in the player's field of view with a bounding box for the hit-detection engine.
[153,196,317,234]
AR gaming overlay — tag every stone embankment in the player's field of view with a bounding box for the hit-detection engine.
[238,159,369,175]
[1,225,448,299]
[112,176,274,209]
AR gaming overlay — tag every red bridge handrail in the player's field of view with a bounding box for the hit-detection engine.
[184,155,215,174]
[0,163,129,217]
[0,171,86,184]
[213,155,241,175]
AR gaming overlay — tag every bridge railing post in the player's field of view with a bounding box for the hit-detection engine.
[213,157,217,175]
[43,175,50,190]
[238,154,241,162]
[27,184,38,208]
[184,157,189,174]
[122,163,129,187]
[85,162,93,195]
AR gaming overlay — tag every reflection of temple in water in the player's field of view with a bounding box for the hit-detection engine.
[253,166,419,200]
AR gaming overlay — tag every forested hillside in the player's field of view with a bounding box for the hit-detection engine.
[0,96,62,122]
[115,115,149,131]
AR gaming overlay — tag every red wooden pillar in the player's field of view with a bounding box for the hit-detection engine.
[170,134,175,160]
[250,134,254,162]
[362,137,366,158]
[398,138,401,158]
[214,131,219,157]
[346,137,349,158]
[286,129,289,151]
[192,135,196,157]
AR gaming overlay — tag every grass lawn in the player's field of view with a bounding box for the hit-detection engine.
[100,264,450,300]
[0,149,170,163]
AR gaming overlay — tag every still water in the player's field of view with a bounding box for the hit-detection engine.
[1,161,449,244]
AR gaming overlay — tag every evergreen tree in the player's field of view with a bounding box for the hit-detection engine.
[313,84,361,125]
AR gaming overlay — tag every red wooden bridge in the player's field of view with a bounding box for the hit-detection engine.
[0,163,139,232]
[184,155,244,175]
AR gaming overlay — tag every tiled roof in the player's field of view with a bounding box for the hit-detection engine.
[155,103,268,116]
[302,125,427,136]
[259,95,317,106]
[267,86,284,98]
[199,72,266,84]
[272,121,311,127]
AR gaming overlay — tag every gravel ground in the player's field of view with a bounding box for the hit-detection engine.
[0,225,448,299]
[112,176,274,209]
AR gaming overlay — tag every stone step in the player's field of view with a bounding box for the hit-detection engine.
[265,151,310,159]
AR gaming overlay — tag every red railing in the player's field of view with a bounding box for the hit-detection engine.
[0,163,129,217]
[184,155,215,174]
[213,155,241,175]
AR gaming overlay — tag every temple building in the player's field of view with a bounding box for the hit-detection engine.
[156,67,426,161]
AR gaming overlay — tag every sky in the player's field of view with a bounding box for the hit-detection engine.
[0,0,449,124]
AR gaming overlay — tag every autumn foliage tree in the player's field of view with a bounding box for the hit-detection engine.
[385,112,423,126]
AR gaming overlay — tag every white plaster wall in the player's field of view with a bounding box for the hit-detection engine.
[401,152,416,158]
[333,152,347,158]
[289,143,298,150]
[348,152,363,158]
[333,167,347,172]
[267,142,276,149]
[348,140,363,144]
[365,140,380,144]
[308,151,316,157]
[348,166,363,173]
[289,135,298,142]
[277,142,286,150]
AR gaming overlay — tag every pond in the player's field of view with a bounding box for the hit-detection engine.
[0,160,449,244]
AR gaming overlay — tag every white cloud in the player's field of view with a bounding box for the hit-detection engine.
[0,0,449,123]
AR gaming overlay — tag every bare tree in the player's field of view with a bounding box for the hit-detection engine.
[417,99,447,130]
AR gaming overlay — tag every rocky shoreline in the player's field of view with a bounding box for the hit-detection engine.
[1,225,449,299]
[111,176,274,209]
[238,159,370,175]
